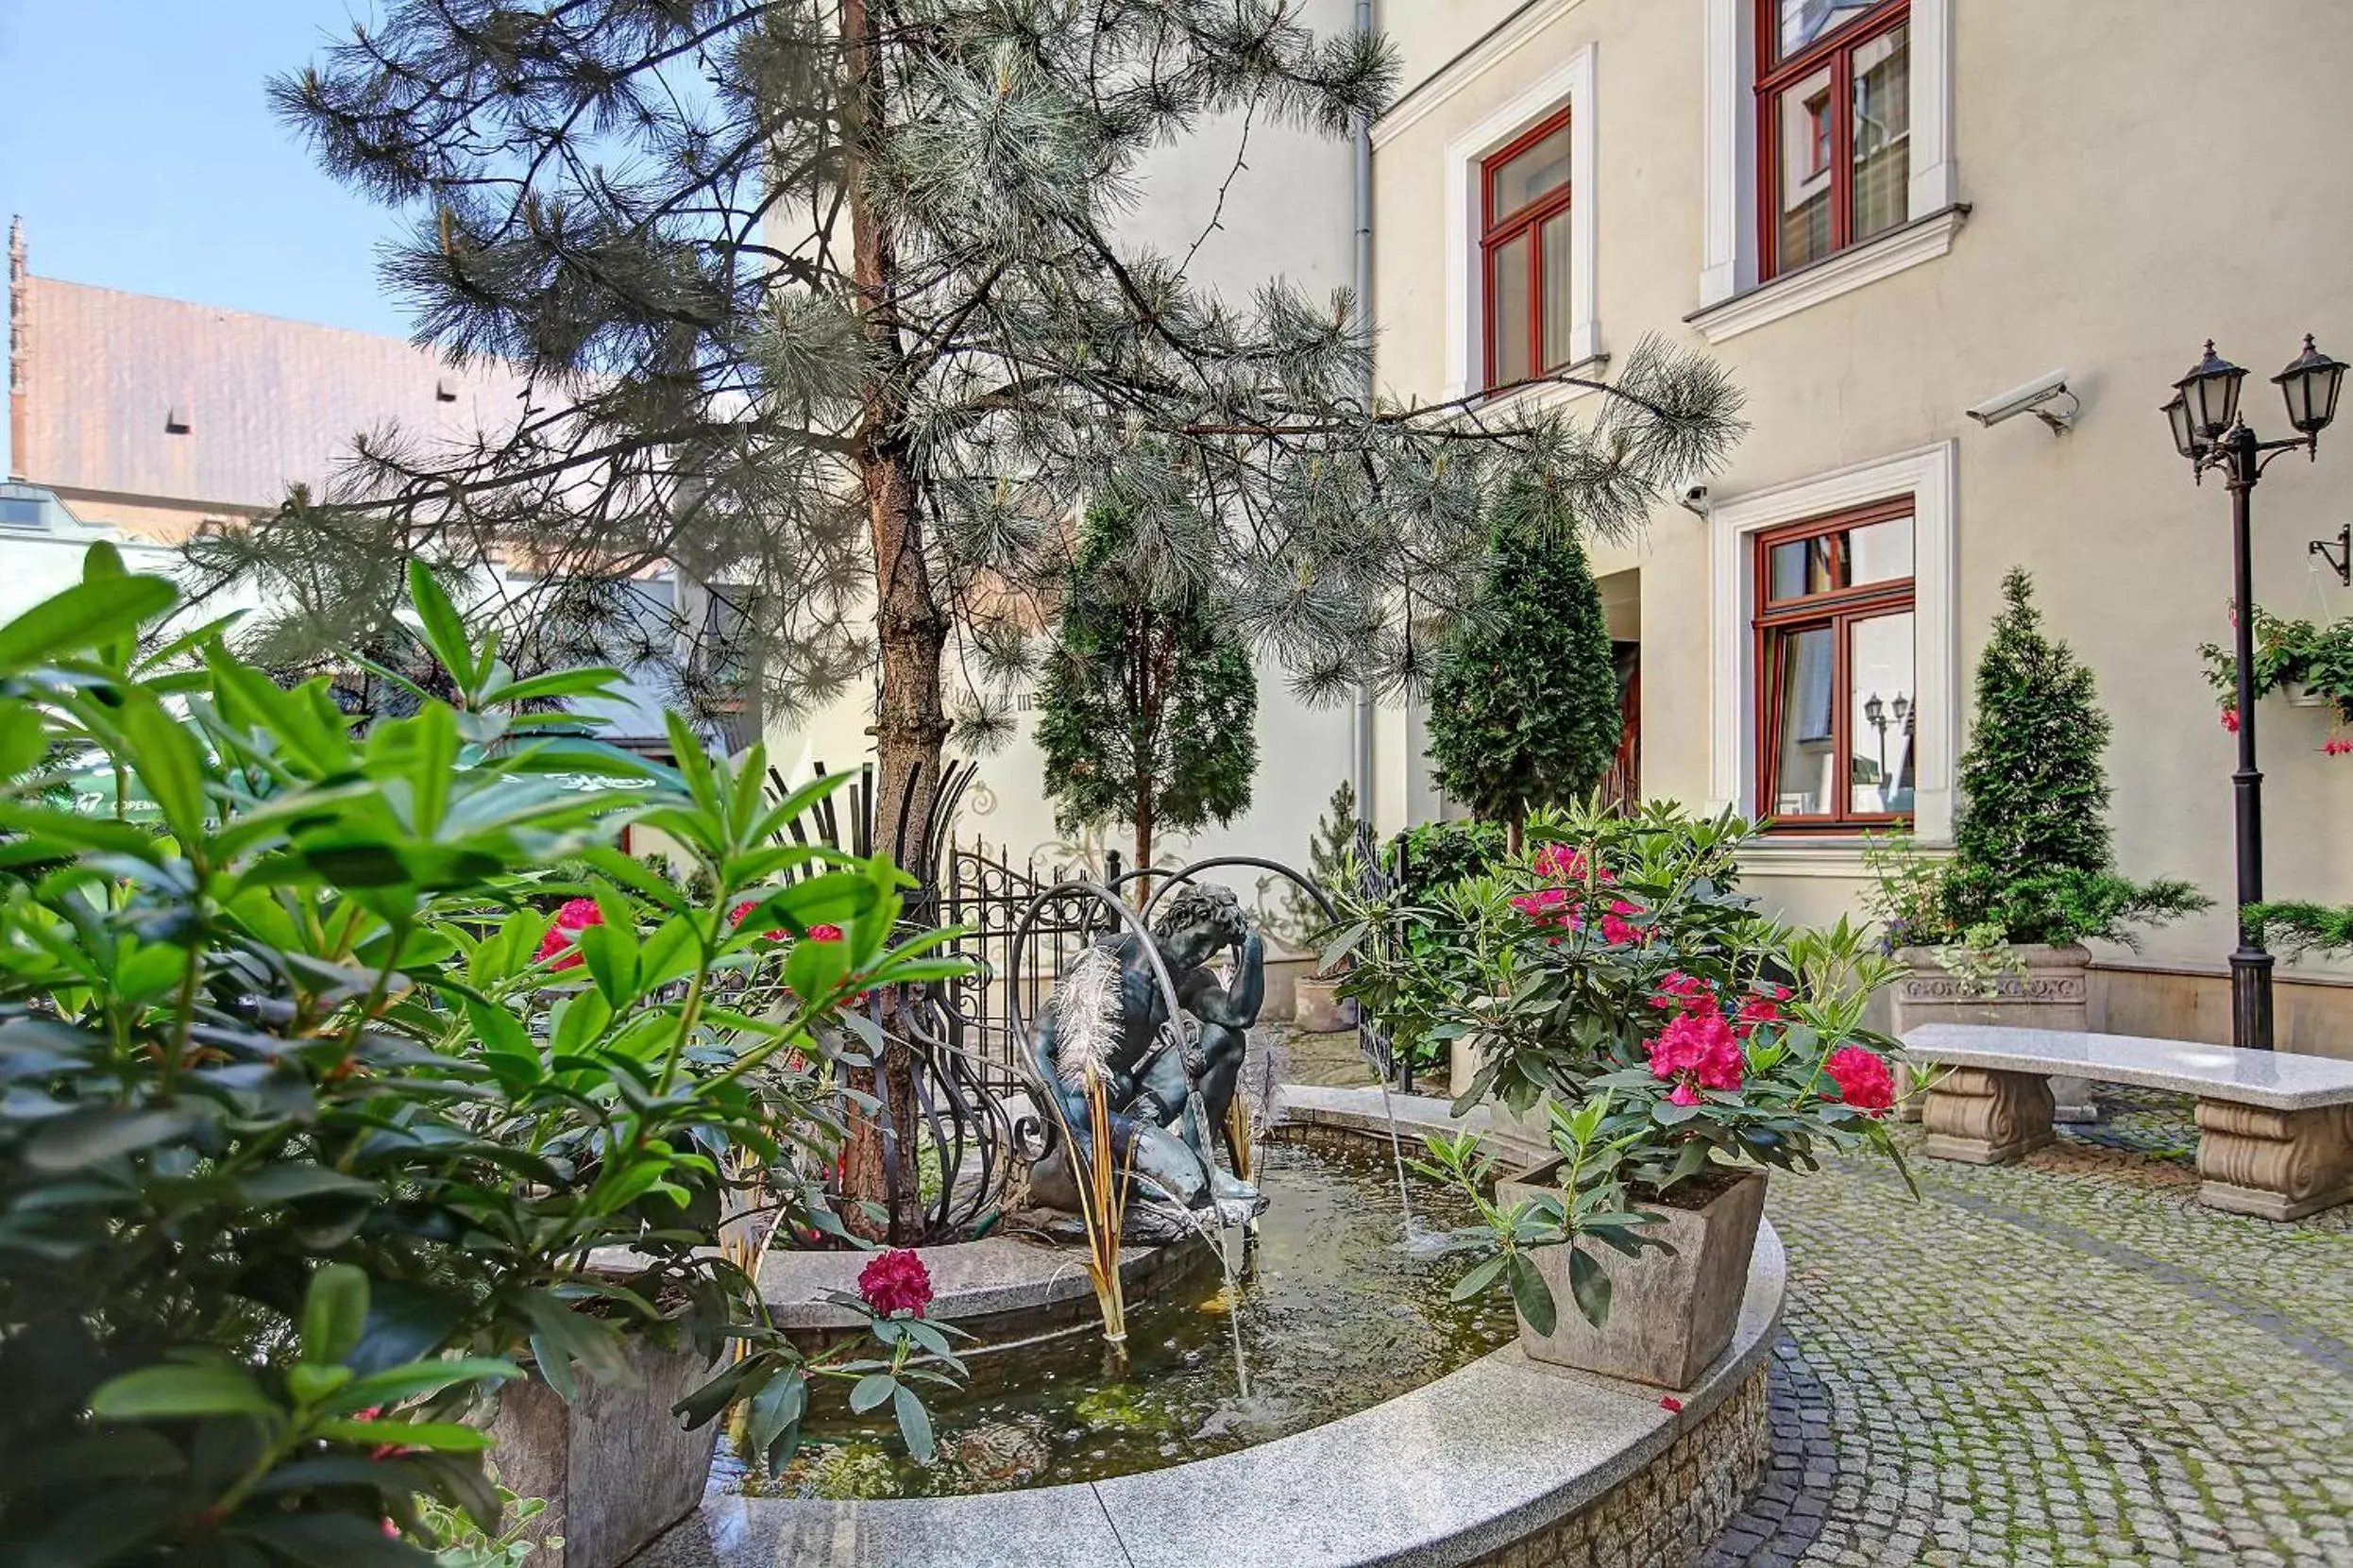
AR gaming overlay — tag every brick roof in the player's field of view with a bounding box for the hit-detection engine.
[9,250,533,514]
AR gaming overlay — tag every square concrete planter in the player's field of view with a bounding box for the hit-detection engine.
[488,1333,723,1568]
[1291,974,1357,1033]
[1889,943,2097,1122]
[1494,1161,1767,1391]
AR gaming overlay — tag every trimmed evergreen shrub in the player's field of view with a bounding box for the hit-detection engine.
[1427,485,1621,839]
[1935,568,2206,946]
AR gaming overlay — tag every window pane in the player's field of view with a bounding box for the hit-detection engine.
[1769,515,1912,600]
[1848,611,1916,817]
[1769,535,1837,600]
[1540,210,1573,370]
[1844,515,1913,585]
[1490,123,1571,221]
[1769,624,1838,818]
[1774,68,1836,270]
[1489,232,1532,387]
[1851,22,1910,243]
[1777,0,1886,63]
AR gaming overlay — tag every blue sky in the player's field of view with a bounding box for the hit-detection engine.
[0,2,409,338]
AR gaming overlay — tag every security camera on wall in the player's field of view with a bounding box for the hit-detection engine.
[1968,371,2078,434]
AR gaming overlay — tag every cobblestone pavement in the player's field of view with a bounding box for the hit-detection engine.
[1701,1087,2353,1568]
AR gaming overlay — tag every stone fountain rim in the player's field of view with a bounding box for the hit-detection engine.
[657,1089,1787,1568]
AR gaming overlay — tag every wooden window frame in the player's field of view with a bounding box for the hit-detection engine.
[1480,107,1574,391]
[1754,0,1908,282]
[1752,497,1916,833]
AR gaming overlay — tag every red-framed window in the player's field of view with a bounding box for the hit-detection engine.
[1752,500,1916,831]
[1481,108,1574,390]
[1756,0,1911,281]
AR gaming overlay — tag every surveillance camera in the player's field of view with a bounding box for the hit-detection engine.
[1967,371,2078,433]
[1678,483,1710,518]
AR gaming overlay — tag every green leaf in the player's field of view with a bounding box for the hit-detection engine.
[892,1383,936,1463]
[746,1368,807,1461]
[286,1363,354,1405]
[1507,1252,1557,1338]
[1567,1245,1613,1330]
[299,1263,370,1366]
[848,1373,895,1415]
[26,1105,198,1172]
[0,573,176,674]
[312,1418,489,1452]
[326,1357,520,1415]
[405,560,476,688]
[119,694,209,840]
[91,1363,276,1421]
[1449,1252,1509,1302]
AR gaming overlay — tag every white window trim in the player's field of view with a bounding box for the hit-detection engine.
[1706,440,1958,845]
[1698,0,1956,313]
[1441,45,1599,404]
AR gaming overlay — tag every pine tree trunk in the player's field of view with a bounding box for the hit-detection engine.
[840,0,938,1243]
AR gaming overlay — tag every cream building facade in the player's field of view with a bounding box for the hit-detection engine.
[1367,0,2353,1051]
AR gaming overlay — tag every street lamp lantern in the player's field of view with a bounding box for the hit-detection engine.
[1891,692,1910,729]
[2271,333,2347,442]
[2175,341,2248,440]
[2162,392,2200,462]
[1863,692,1884,730]
[2157,333,2345,1054]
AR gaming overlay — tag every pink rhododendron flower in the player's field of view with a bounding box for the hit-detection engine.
[808,923,844,942]
[1649,971,1715,1012]
[1823,1044,1896,1112]
[1667,1081,1701,1107]
[730,900,788,941]
[535,898,603,971]
[1648,1006,1744,1097]
[1734,992,1785,1038]
[857,1248,934,1318]
[1533,842,1607,882]
[1599,898,1647,947]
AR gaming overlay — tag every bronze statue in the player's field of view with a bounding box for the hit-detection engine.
[1025,881,1266,1226]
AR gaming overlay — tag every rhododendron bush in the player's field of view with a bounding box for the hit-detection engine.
[1343,800,1913,1331]
[1337,800,1912,1199]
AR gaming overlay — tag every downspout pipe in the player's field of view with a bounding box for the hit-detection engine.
[1350,0,1377,834]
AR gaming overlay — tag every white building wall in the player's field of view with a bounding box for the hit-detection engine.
[1367,0,2353,1045]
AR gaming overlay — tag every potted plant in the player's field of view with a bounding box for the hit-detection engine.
[1338,801,1911,1390]
[1873,571,2206,1120]
[0,552,966,1566]
[2199,604,2353,726]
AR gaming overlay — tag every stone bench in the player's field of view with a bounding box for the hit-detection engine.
[1902,1023,2353,1221]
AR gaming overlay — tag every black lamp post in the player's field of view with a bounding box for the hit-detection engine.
[2162,334,2348,1052]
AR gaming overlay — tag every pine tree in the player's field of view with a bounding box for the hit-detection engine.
[1425,480,1622,842]
[195,2,1744,1237]
[1035,497,1258,879]
[1942,568,2205,945]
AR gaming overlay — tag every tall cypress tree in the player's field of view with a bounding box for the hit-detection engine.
[1035,497,1258,878]
[1426,478,1621,841]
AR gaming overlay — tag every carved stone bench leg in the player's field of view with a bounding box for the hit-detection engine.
[2194,1101,2353,1221]
[1921,1068,2057,1165]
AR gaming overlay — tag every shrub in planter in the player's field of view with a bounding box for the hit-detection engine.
[0,552,966,1563]
[1871,571,2204,1119]
[1337,801,1910,1387]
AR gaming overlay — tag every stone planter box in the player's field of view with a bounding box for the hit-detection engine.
[1889,943,2097,1122]
[1292,973,1357,1033]
[489,1333,723,1568]
[1495,1162,1768,1391]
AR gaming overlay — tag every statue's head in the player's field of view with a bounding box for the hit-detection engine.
[1152,881,1247,967]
